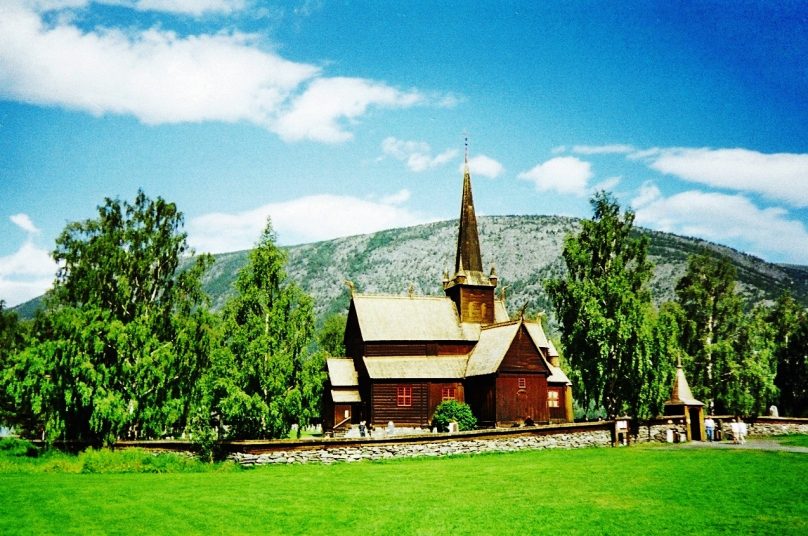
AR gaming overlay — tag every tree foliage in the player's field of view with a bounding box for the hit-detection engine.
[204,219,325,439]
[546,191,673,419]
[316,313,347,356]
[0,302,28,427]
[2,191,213,445]
[431,400,477,432]
[674,251,743,412]
[673,251,779,415]
[769,293,808,416]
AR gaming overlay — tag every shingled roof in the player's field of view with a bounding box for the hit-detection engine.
[665,365,704,406]
[364,355,469,379]
[326,358,359,387]
[465,321,522,377]
[352,294,475,341]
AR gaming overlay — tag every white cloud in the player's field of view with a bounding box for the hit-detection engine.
[187,193,434,253]
[645,148,808,207]
[0,241,57,307]
[461,155,504,179]
[10,213,40,234]
[25,0,248,16]
[133,0,246,16]
[517,156,593,196]
[631,181,662,209]
[381,137,458,172]
[591,176,621,193]
[0,4,433,143]
[633,189,808,264]
[379,189,411,205]
[571,144,636,155]
[274,78,423,143]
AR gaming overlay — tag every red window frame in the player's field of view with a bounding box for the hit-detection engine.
[547,390,560,408]
[441,387,456,401]
[518,377,526,390]
[397,386,412,407]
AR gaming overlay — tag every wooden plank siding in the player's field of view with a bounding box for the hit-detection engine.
[496,374,549,424]
[370,382,428,426]
[465,375,496,427]
[447,286,495,324]
[427,382,465,419]
[548,386,566,422]
[370,381,465,427]
[365,342,432,356]
[498,325,550,374]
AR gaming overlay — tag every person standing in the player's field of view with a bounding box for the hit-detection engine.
[705,417,715,442]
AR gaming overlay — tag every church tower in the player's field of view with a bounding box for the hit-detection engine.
[443,142,498,324]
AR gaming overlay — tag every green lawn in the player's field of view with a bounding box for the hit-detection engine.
[1,443,806,535]
[772,434,808,448]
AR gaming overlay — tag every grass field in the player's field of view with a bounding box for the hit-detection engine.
[1,440,806,535]
[772,434,808,448]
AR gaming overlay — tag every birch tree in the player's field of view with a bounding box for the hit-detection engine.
[547,192,667,419]
[209,219,324,439]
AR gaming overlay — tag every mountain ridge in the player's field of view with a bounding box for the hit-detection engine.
[13,215,808,323]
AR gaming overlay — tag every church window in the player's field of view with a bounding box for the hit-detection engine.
[397,386,412,407]
[441,387,456,401]
[518,377,526,390]
[548,390,560,408]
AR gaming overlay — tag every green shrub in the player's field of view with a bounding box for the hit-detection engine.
[79,448,215,473]
[431,400,477,432]
[0,437,39,458]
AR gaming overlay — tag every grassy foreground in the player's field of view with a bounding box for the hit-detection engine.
[1,442,806,535]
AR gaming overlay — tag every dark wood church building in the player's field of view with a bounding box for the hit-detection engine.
[323,152,573,433]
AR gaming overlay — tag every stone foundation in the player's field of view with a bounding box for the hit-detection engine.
[634,421,688,443]
[229,429,611,466]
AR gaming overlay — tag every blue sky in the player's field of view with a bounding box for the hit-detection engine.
[2,0,808,306]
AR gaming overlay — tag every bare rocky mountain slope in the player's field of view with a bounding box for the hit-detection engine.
[200,215,808,324]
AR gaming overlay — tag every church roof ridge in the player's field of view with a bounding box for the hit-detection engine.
[353,293,450,302]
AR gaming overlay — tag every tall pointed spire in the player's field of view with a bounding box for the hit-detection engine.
[454,137,483,275]
[444,137,497,324]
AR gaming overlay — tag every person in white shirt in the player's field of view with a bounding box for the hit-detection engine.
[705,417,715,442]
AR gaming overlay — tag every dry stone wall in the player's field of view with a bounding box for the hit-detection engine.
[229,429,611,467]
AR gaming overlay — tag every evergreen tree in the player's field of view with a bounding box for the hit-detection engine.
[547,191,668,419]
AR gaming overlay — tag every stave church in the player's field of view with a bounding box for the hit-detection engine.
[323,148,573,433]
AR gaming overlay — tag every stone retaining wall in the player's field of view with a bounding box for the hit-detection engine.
[229,429,611,466]
[734,421,808,437]
[634,421,688,443]
[634,417,808,444]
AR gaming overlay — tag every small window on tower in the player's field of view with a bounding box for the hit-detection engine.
[518,377,526,390]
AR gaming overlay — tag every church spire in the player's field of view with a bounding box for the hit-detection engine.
[445,137,497,324]
[454,137,484,275]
